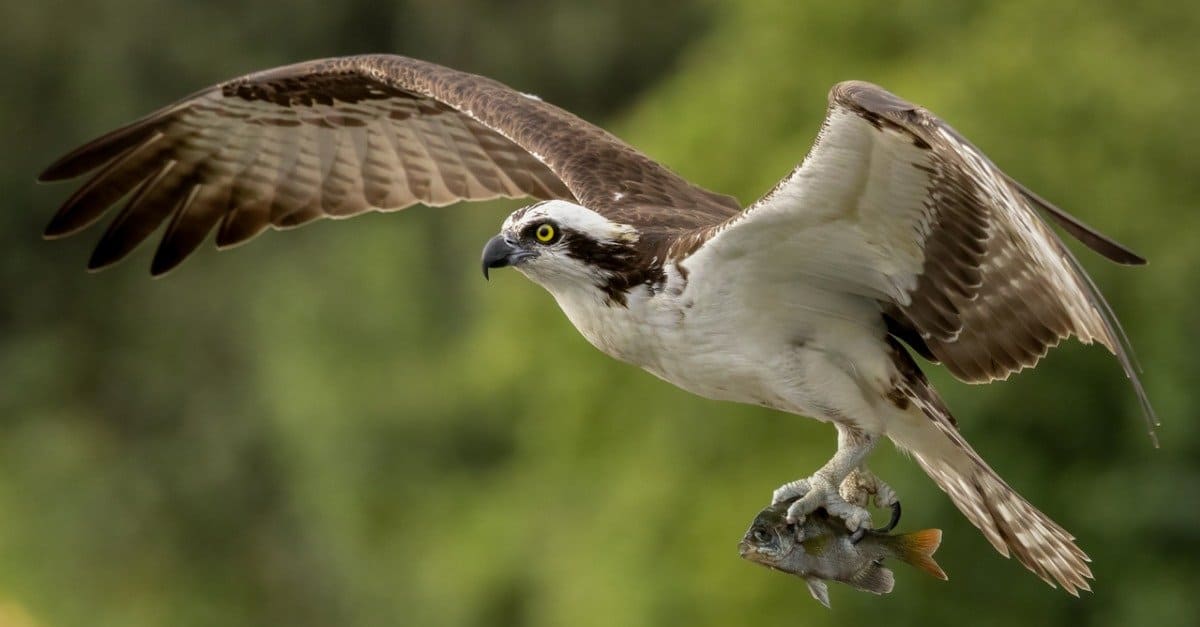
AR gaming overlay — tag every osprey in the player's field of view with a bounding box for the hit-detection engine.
[39,55,1155,595]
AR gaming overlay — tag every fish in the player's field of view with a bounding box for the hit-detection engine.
[738,501,947,607]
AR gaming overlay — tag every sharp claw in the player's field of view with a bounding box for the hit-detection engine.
[849,527,867,544]
[878,501,902,533]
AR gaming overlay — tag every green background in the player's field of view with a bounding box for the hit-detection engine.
[3,1,1197,625]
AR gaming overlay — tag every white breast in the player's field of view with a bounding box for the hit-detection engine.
[546,265,785,405]
[546,275,675,369]
[543,262,898,431]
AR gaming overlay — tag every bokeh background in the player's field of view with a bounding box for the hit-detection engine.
[3,1,1198,625]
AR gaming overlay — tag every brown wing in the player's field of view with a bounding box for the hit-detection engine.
[39,55,739,275]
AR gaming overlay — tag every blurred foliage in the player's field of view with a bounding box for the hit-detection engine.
[2,1,1198,626]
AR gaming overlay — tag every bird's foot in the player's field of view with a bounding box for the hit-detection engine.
[772,473,874,532]
[839,467,898,509]
[840,467,901,534]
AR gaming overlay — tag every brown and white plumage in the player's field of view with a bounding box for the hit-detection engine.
[38,55,1153,595]
[702,81,1148,404]
[39,55,737,274]
[685,81,1154,593]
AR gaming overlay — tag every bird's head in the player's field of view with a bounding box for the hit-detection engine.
[481,200,641,292]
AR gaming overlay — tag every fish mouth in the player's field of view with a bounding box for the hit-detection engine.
[738,541,773,564]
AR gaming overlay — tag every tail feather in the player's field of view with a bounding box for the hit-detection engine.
[978,476,1091,586]
[891,528,947,580]
[886,343,1093,594]
[914,453,1092,594]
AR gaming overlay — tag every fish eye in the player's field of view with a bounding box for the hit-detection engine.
[751,527,772,544]
[534,223,557,244]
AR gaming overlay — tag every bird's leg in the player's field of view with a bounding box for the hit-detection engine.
[771,426,878,531]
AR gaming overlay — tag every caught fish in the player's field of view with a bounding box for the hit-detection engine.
[738,501,946,607]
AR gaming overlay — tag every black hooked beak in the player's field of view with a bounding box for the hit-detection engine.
[480,235,532,280]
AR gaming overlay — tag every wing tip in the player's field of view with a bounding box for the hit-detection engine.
[86,246,123,274]
[149,260,177,278]
[43,217,79,240]
[1011,179,1148,266]
[83,251,177,278]
[1060,246,1160,448]
[39,161,86,183]
[39,148,107,182]
[37,165,69,183]
[37,120,162,184]
[1094,241,1146,266]
[84,258,111,274]
[1120,250,1148,266]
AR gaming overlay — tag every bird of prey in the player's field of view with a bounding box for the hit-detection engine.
[39,55,1155,595]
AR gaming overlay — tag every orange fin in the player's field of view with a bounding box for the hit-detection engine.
[892,529,948,580]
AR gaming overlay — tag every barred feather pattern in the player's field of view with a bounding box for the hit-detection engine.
[888,341,1093,594]
[697,80,1155,443]
[39,55,740,275]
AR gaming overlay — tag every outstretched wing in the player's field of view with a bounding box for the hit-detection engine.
[690,80,1155,442]
[39,55,739,275]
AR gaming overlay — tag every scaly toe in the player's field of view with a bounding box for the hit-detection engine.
[772,478,811,506]
[827,501,874,532]
[787,473,835,521]
[784,475,846,524]
[874,480,898,509]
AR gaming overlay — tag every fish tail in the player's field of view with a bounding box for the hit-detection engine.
[889,529,947,580]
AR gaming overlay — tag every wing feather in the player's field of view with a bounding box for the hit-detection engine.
[89,162,179,268]
[689,76,1157,586]
[152,182,230,275]
[692,80,1155,442]
[40,54,738,274]
[45,132,171,238]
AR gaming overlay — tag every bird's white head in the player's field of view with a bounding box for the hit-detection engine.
[480,200,640,293]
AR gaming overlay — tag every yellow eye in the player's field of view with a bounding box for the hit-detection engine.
[535,223,556,243]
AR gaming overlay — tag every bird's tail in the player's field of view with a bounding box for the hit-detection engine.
[885,353,1093,594]
[909,434,1092,594]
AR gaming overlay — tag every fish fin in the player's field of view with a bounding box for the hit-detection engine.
[805,578,831,608]
[850,564,895,595]
[891,529,948,580]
